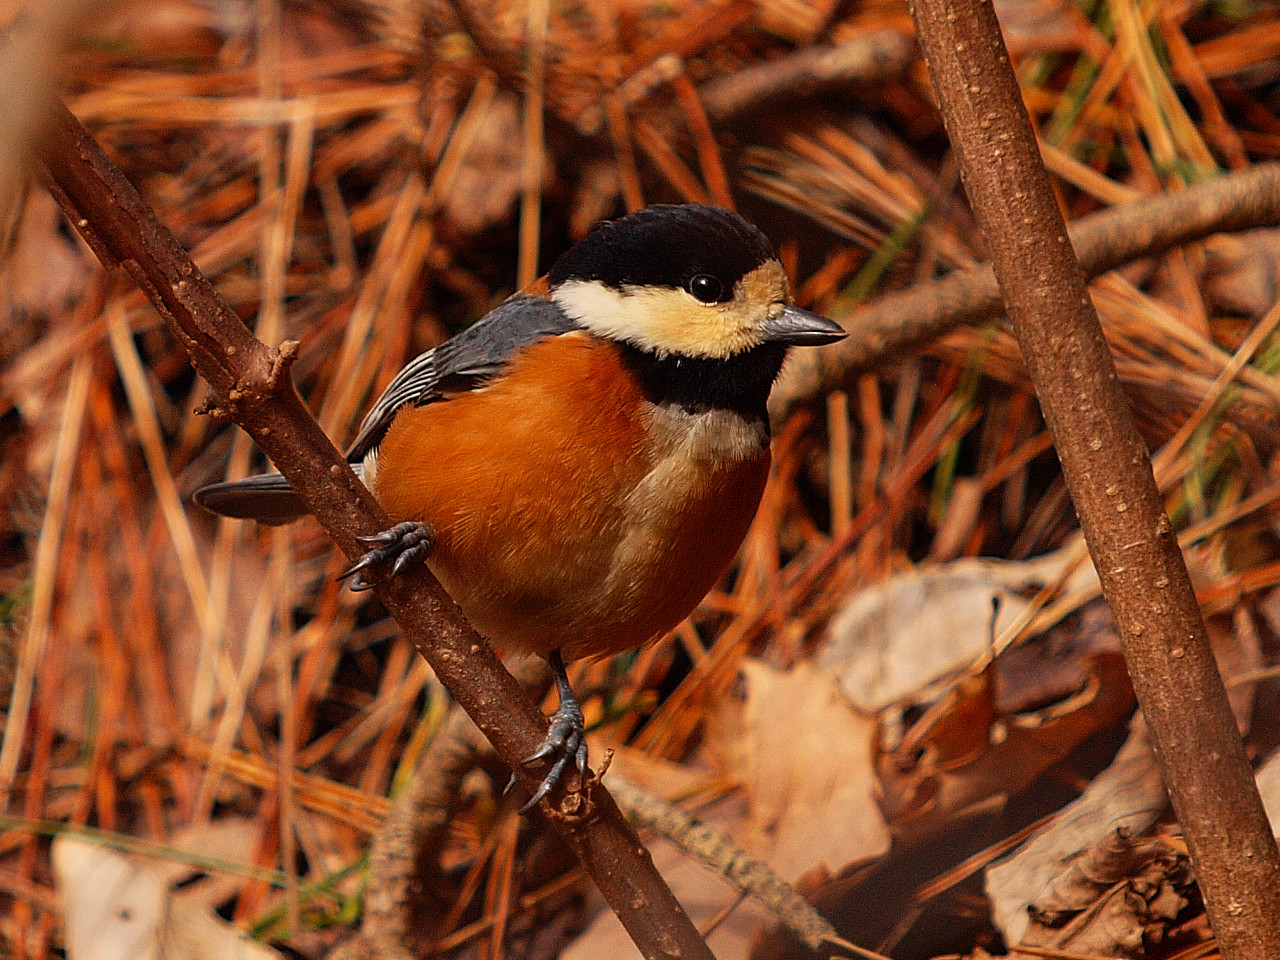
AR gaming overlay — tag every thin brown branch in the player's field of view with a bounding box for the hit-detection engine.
[907,2,1280,959]
[32,97,715,960]
[608,776,889,960]
[698,30,914,124]
[771,162,1280,420]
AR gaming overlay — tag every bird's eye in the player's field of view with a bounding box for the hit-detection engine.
[687,274,724,304]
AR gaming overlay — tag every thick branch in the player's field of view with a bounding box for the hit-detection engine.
[771,162,1280,420]
[33,98,713,960]
[906,1,1280,957]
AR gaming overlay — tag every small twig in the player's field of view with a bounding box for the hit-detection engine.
[608,777,890,960]
[33,98,715,960]
[907,1,1280,958]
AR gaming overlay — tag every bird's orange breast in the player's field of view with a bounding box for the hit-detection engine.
[369,332,770,660]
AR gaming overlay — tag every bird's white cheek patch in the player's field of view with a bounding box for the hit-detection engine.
[552,280,740,358]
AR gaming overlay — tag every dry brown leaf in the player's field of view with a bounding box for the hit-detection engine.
[820,562,1029,714]
[602,744,724,801]
[882,652,1134,846]
[1,191,91,317]
[985,718,1182,953]
[52,836,282,960]
[1026,863,1185,957]
[1251,745,1280,832]
[815,552,1132,847]
[818,551,1098,715]
[164,817,262,910]
[440,91,526,236]
[729,659,890,885]
[996,599,1122,714]
[993,0,1099,55]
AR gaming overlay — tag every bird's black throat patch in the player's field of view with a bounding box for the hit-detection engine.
[619,341,787,423]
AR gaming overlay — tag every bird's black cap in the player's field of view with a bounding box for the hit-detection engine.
[548,204,777,294]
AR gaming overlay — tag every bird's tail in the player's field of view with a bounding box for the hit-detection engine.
[193,463,366,526]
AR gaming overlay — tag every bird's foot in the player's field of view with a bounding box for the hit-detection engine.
[512,651,590,814]
[339,521,435,591]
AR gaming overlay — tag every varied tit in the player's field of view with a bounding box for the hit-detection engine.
[195,204,845,809]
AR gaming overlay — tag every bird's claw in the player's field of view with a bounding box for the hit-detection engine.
[517,697,588,814]
[339,521,435,591]
[504,651,590,814]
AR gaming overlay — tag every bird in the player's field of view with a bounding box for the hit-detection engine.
[194,203,846,809]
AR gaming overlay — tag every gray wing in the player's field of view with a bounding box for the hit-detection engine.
[346,292,578,461]
[193,292,577,525]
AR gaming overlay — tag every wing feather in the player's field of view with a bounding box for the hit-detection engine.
[345,293,577,461]
[192,468,362,525]
[193,292,578,525]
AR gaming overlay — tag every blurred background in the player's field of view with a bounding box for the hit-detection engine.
[3,0,1280,958]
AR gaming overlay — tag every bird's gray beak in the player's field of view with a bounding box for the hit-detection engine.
[760,305,846,346]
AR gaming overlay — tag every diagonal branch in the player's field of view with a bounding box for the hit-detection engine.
[33,97,715,960]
